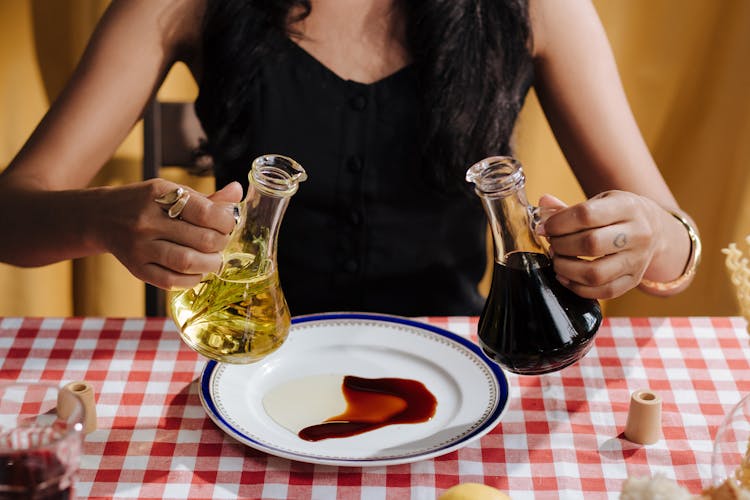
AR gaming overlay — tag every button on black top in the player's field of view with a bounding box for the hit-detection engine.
[349,210,362,225]
[344,259,359,273]
[350,95,367,111]
[346,156,363,172]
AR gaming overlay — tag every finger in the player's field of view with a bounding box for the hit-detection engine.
[146,239,223,276]
[208,181,244,203]
[139,263,204,291]
[170,190,237,235]
[549,222,636,258]
[538,194,568,209]
[534,195,569,236]
[556,271,635,300]
[553,252,637,288]
[544,191,629,237]
[156,217,231,253]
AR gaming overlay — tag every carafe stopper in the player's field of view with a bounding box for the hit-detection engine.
[624,388,662,445]
[57,380,98,434]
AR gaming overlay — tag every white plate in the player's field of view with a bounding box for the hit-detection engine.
[199,312,509,467]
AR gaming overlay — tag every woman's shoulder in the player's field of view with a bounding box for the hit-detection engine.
[528,0,607,61]
[105,0,207,64]
[161,0,207,64]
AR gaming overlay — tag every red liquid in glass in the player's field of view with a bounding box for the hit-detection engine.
[0,449,71,499]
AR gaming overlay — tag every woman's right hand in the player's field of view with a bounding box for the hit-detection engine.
[0,0,217,276]
[101,179,243,290]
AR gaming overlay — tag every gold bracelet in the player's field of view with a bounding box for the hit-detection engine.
[640,211,701,292]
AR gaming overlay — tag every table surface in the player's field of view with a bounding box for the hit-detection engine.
[1,316,749,500]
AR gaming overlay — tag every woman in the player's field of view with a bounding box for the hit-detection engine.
[0,0,699,316]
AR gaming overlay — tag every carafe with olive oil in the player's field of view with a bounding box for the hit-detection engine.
[466,156,602,375]
[170,154,307,364]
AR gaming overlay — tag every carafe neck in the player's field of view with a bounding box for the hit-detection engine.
[222,155,307,277]
[244,155,307,261]
[466,156,547,264]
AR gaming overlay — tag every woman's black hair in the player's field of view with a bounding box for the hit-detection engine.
[196,0,533,191]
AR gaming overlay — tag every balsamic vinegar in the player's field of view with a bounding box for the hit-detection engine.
[478,251,602,375]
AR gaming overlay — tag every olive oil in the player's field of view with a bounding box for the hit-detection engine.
[169,155,306,363]
[171,256,290,364]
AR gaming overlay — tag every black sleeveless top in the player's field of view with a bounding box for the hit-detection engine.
[208,40,488,317]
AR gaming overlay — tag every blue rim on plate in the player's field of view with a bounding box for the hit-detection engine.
[199,312,510,466]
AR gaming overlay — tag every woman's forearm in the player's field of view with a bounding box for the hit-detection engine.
[0,179,107,266]
[0,170,242,291]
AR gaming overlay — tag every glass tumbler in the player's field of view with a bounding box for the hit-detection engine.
[711,392,750,490]
[0,382,85,499]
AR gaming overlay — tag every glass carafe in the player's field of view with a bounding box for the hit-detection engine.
[170,154,307,364]
[466,156,602,375]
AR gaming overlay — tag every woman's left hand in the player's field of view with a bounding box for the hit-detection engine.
[536,191,665,300]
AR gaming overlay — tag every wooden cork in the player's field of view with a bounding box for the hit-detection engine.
[624,389,662,445]
[57,381,97,434]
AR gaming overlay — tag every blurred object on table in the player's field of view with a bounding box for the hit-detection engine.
[722,236,750,332]
[0,382,85,498]
[438,482,511,500]
[619,474,694,499]
[709,393,750,496]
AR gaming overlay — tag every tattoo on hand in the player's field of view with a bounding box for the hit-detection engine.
[613,232,627,249]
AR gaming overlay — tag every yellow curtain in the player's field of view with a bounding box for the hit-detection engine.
[0,0,748,318]
[0,0,73,316]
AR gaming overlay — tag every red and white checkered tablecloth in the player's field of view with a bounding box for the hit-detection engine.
[1,316,749,500]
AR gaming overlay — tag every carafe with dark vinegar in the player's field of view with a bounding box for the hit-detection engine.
[466,156,602,375]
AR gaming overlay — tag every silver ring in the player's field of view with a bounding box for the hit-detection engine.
[154,187,184,205]
[168,192,190,218]
[155,187,190,219]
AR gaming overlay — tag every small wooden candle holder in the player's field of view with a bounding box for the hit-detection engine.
[57,380,97,434]
[624,389,662,445]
